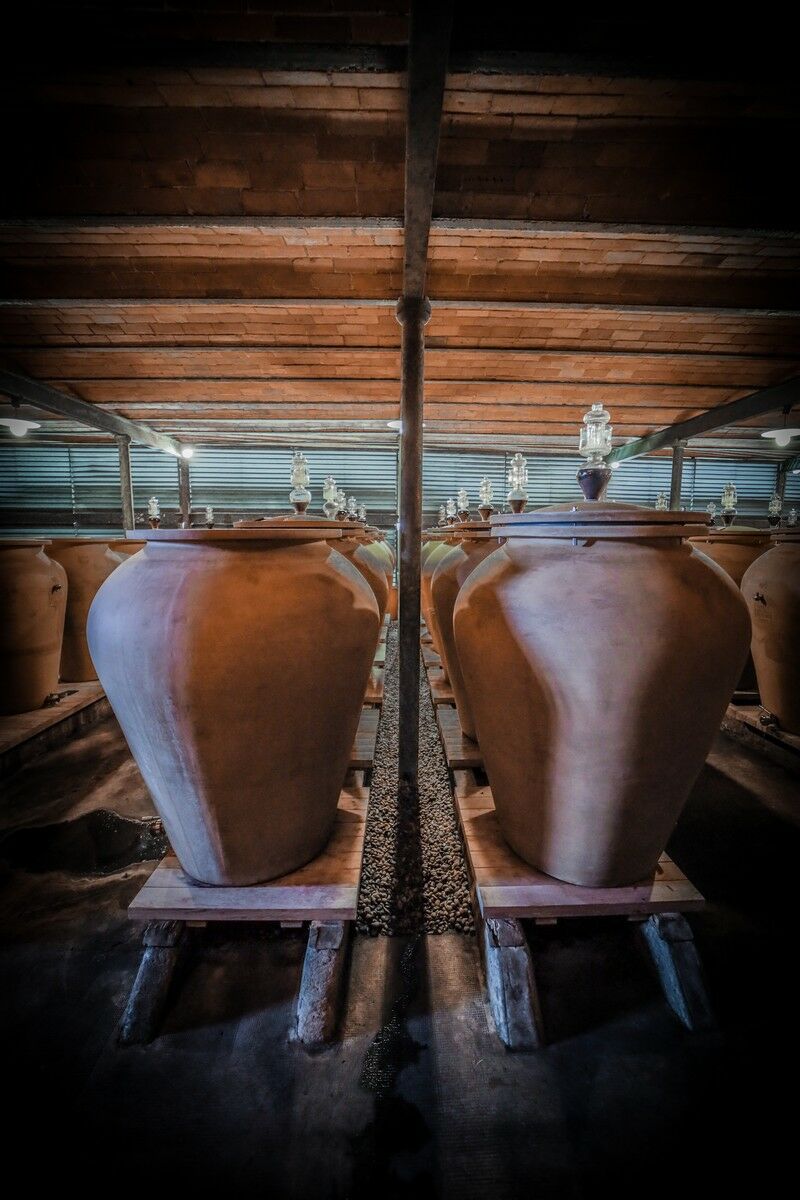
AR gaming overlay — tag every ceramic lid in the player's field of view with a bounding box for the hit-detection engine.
[234,515,361,535]
[133,526,343,544]
[47,536,119,547]
[445,519,495,540]
[490,501,708,540]
[689,526,770,547]
[0,537,52,547]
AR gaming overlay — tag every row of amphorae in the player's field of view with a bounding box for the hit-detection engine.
[1,496,796,896]
[423,503,798,887]
[0,515,394,890]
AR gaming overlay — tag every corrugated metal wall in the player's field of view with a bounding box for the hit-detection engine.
[0,441,793,534]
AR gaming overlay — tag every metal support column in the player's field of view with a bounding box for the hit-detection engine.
[116,434,135,531]
[396,296,431,787]
[669,441,686,510]
[776,460,788,502]
[177,456,191,528]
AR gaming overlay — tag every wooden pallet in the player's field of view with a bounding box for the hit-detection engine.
[435,703,483,770]
[427,666,454,706]
[721,704,800,775]
[453,771,712,1049]
[0,682,110,779]
[121,785,368,1051]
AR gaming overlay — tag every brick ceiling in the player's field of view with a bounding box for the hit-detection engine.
[1,3,799,458]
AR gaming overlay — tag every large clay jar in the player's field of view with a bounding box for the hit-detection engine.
[47,538,123,682]
[88,526,380,886]
[741,530,800,734]
[421,537,456,659]
[237,517,389,623]
[454,504,750,887]
[110,539,146,557]
[0,540,67,715]
[689,527,769,690]
[430,522,500,741]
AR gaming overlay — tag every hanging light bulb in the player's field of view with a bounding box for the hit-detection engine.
[0,416,40,437]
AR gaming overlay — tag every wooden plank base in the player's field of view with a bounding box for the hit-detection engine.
[435,704,483,771]
[0,682,110,779]
[721,704,800,775]
[124,787,368,1049]
[455,779,710,1046]
[427,666,454,705]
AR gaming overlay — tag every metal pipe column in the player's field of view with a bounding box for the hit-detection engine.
[396,295,431,788]
[669,441,686,509]
[178,456,191,528]
[116,434,135,531]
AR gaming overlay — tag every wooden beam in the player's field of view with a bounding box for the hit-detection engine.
[0,367,185,455]
[607,377,800,463]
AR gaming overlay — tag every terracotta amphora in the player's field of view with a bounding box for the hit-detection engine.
[689,527,770,690]
[0,540,67,715]
[430,522,500,741]
[454,504,750,887]
[236,517,389,622]
[740,530,800,734]
[88,526,380,886]
[421,537,456,663]
[110,539,146,557]
[47,538,124,682]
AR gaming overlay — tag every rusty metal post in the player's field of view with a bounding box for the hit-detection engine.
[669,441,686,509]
[396,296,431,788]
[177,455,191,528]
[116,434,135,531]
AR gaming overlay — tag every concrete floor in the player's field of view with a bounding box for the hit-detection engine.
[1,720,798,1196]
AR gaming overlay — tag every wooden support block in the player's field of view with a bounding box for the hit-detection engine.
[373,642,387,666]
[641,913,715,1032]
[480,915,543,1051]
[721,704,800,775]
[118,919,189,1047]
[427,666,454,705]
[364,667,384,708]
[295,920,352,1051]
[422,644,441,668]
